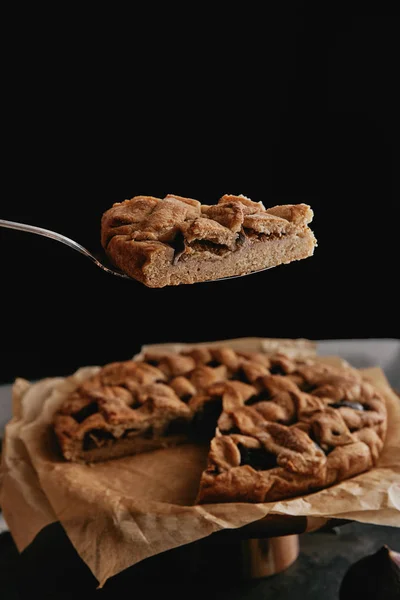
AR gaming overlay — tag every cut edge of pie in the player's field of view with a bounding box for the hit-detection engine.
[101,194,317,287]
[52,346,387,505]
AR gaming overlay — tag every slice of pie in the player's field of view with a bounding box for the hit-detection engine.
[100,194,317,287]
[53,346,387,504]
[53,360,194,462]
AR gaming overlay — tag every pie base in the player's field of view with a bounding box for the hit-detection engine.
[61,433,189,463]
[107,229,316,287]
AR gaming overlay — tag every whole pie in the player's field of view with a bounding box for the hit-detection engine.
[53,346,387,503]
[101,194,317,287]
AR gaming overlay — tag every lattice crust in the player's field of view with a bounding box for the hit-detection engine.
[53,347,387,503]
[100,194,317,287]
[195,358,387,503]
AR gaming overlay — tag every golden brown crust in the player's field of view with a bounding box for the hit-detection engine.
[101,194,317,287]
[53,348,387,504]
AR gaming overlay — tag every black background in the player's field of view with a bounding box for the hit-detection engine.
[1,10,398,384]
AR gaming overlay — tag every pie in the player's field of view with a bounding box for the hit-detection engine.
[53,346,387,503]
[100,194,317,287]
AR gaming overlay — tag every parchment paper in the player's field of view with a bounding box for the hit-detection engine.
[0,338,399,587]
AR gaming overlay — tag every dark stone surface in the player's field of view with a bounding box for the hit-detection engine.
[0,521,398,599]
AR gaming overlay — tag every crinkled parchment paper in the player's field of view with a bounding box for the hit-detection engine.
[0,338,399,587]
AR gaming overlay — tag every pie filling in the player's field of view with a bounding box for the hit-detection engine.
[307,431,333,455]
[238,443,278,471]
[73,402,99,423]
[83,429,115,451]
[184,239,232,258]
[171,226,287,264]
[191,398,223,439]
[245,391,273,406]
[78,406,217,455]
[81,417,191,454]
[242,228,287,242]
[329,401,364,411]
